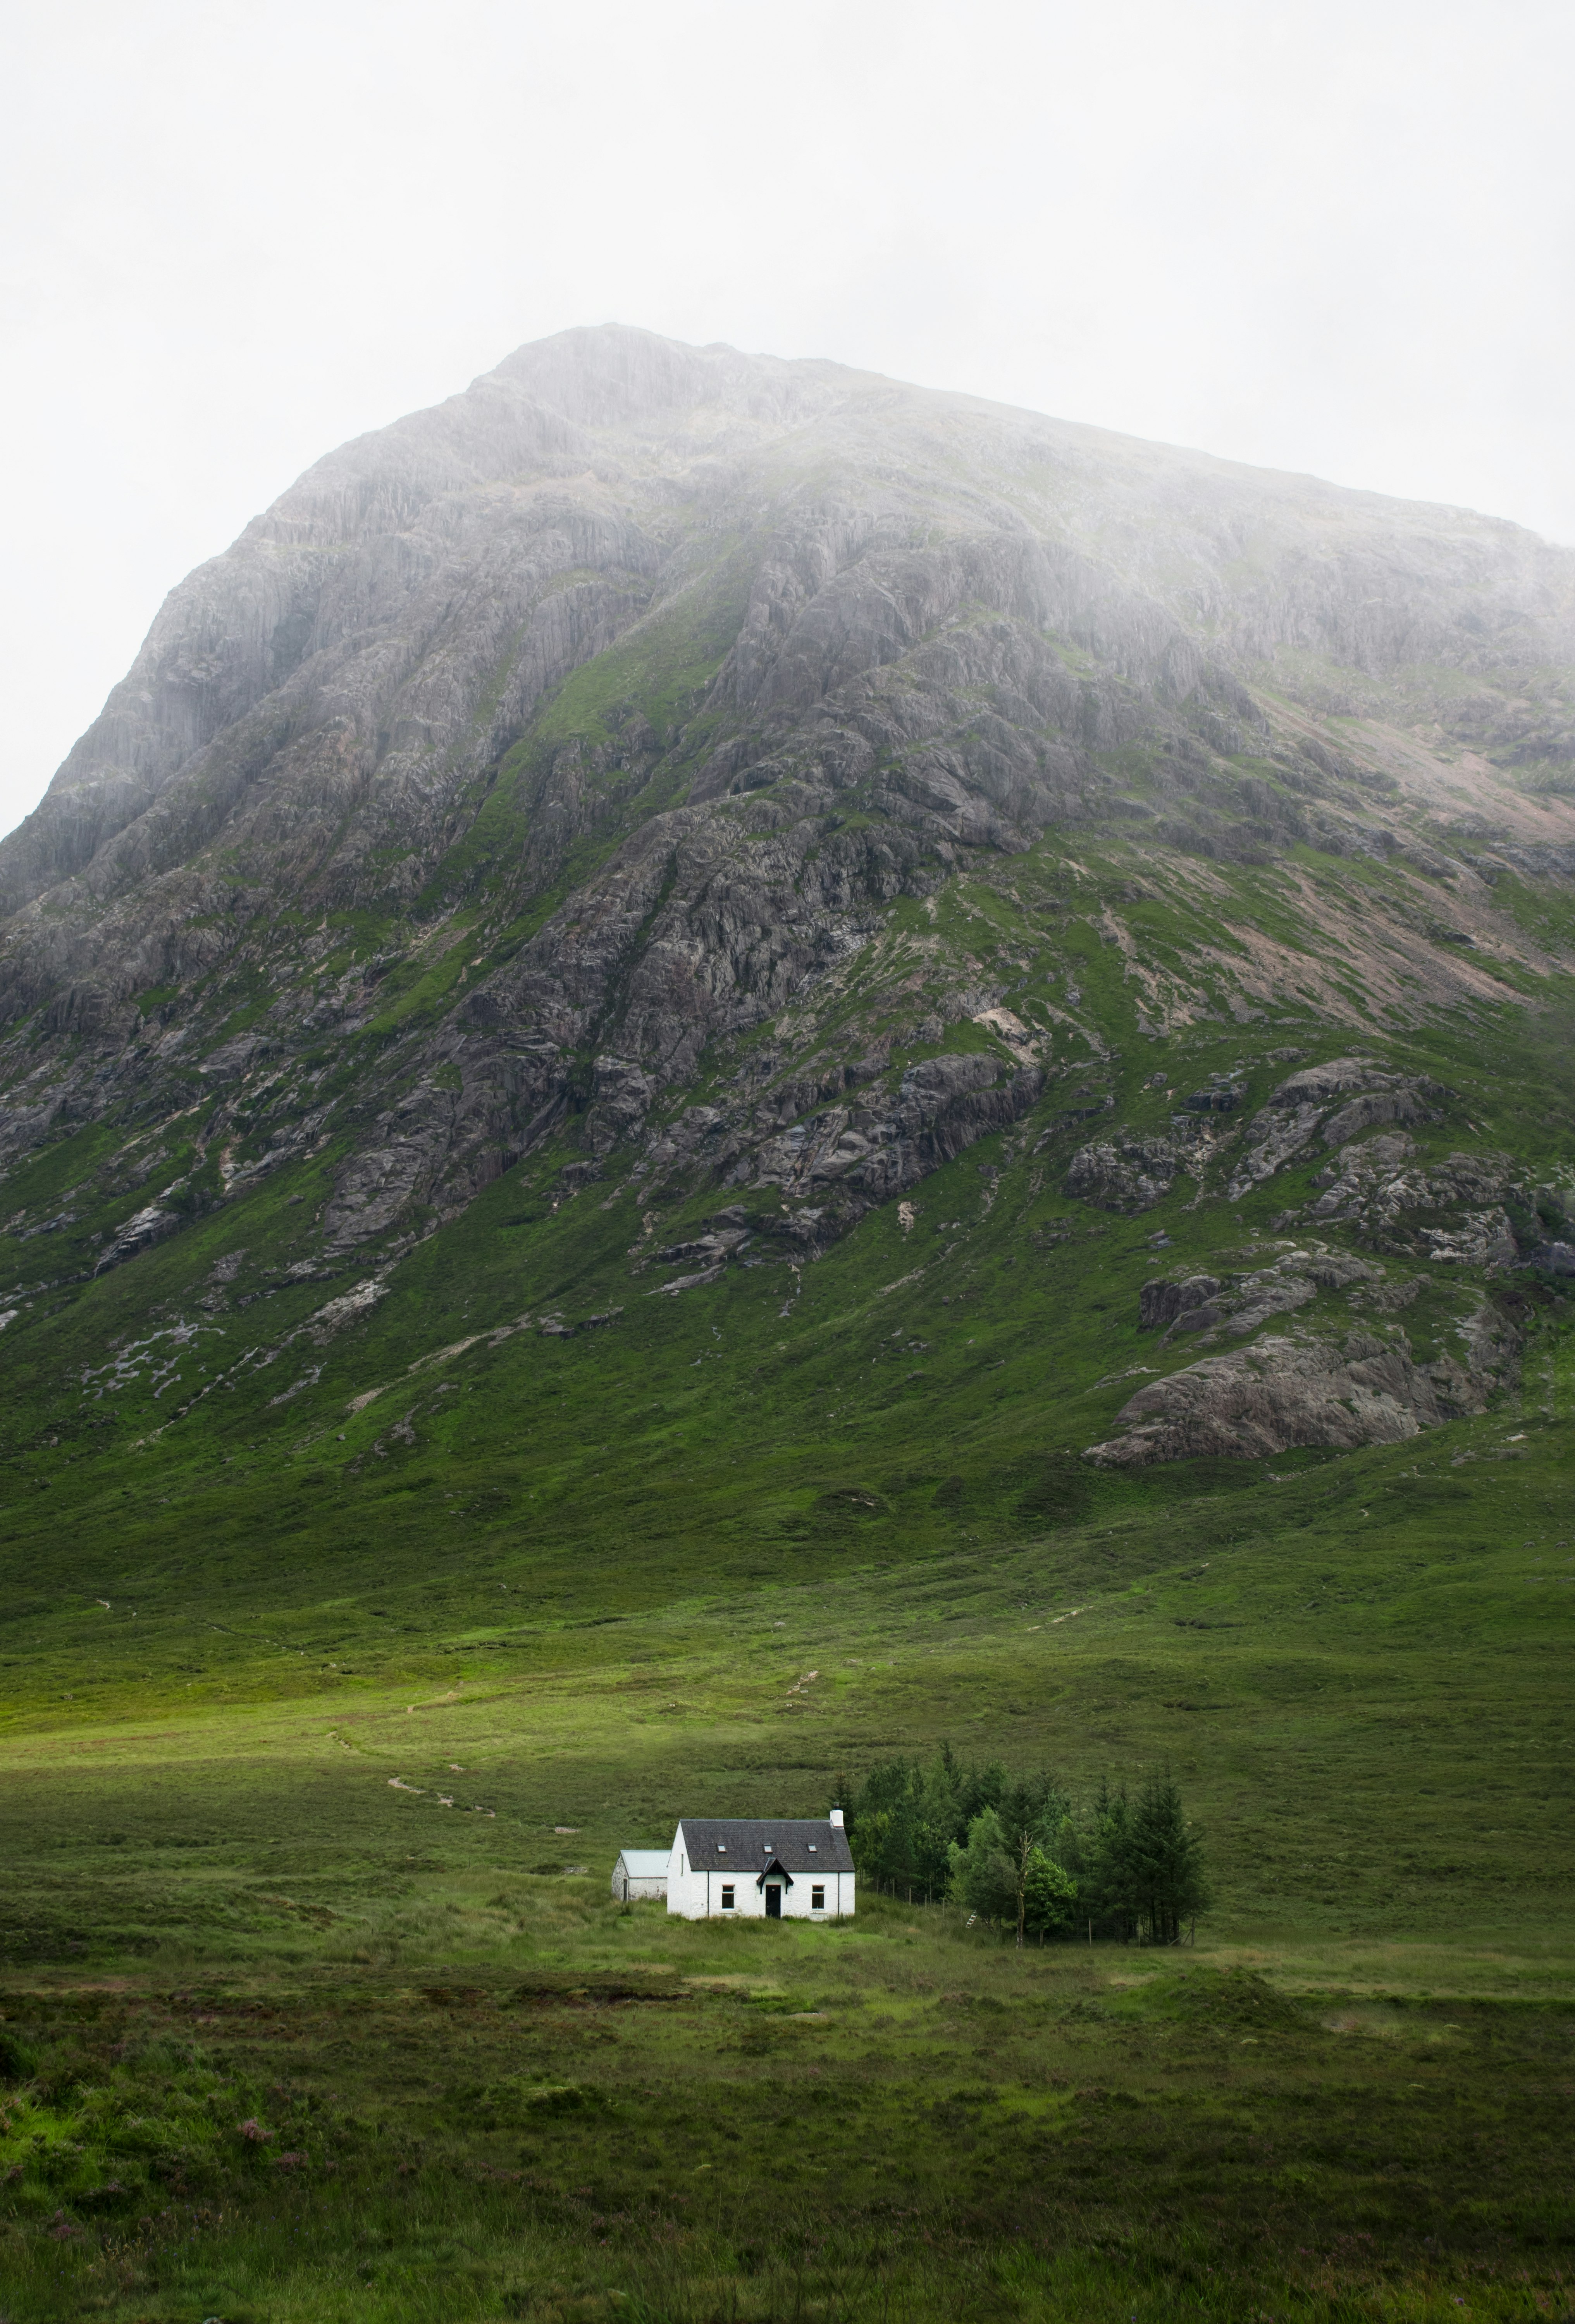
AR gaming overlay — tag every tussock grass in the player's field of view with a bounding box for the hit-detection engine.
[2,1898,1572,2319]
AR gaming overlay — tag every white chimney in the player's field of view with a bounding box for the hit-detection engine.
[829,1807,844,1827]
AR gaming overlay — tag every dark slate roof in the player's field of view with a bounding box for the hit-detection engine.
[678,1818,854,1874]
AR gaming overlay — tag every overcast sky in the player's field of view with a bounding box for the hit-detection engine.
[3,0,1572,838]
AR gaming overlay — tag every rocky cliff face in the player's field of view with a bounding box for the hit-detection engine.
[2,325,1572,1483]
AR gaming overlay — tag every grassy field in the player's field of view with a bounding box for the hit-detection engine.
[1,1886,1572,2322]
[1,1373,1572,2321]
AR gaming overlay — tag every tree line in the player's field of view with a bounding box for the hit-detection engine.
[837,1747,1209,1945]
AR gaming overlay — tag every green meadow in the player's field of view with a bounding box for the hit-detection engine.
[2,1252,1573,2318]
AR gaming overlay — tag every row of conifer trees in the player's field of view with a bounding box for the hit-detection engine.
[837,1747,1210,1945]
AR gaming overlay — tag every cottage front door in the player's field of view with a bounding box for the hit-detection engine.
[764,1883,781,1918]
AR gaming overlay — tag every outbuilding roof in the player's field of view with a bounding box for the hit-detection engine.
[677,1819,855,1874]
[615,1850,672,1876]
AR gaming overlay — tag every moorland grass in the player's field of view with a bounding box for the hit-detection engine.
[1,1385,1573,2318]
[2,1893,1573,2323]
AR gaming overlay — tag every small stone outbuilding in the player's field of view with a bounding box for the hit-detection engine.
[611,1848,670,1902]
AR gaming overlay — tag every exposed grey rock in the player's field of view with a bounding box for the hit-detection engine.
[1229,1098,1329,1193]
[305,1277,390,1343]
[1306,1145,1518,1253]
[1221,1270,1316,1334]
[587,1055,656,1158]
[1138,1274,1221,1330]
[1417,1206,1520,1267]
[1067,1134,1185,1213]
[649,1262,727,1298]
[1267,1057,1380,1107]
[1309,1131,1418,1189]
[1229,1060,1448,1198]
[198,1035,274,1083]
[738,1052,1044,1230]
[1137,1245,1383,1341]
[657,1227,750,1265]
[1086,1313,1513,1467]
[13,1207,78,1241]
[94,1203,182,1274]
[1320,1085,1440,1146]
[1304,1252,1382,1289]
[1365,1276,1423,1310]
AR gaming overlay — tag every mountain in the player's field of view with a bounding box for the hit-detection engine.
[3,325,1573,2324]
[0,321,1572,1652]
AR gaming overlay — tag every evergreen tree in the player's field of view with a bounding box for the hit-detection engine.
[998,1771,1073,1856]
[841,1752,1207,1941]
[1086,1780,1142,1941]
[947,1808,1017,1922]
[840,1752,961,1898]
[1127,1767,1210,1944]
[956,1758,1009,1829]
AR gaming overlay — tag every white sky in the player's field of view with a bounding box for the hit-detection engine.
[3,0,1572,839]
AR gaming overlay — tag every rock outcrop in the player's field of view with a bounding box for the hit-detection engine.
[1228,1059,1449,1198]
[1134,1246,1385,1343]
[1066,1110,1225,1207]
[1302,1145,1518,1251]
[1067,1134,1187,1213]
[1085,1313,1516,1467]
[1138,1274,1223,1332]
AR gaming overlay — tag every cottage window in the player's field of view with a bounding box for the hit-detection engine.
[812,1885,825,1910]
[721,1886,735,1910]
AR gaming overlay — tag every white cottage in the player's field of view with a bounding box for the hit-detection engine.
[665,1811,855,1921]
[610,1848,670,1903]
